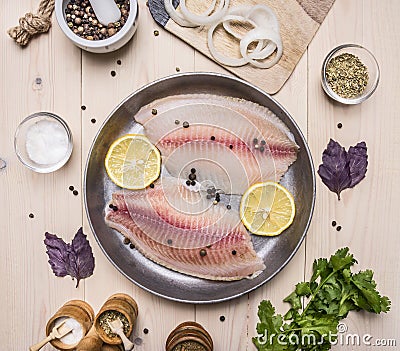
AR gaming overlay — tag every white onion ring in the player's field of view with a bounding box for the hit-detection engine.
[247,5,279,31]
[164,0,196,27]
[222,5,281,61]
[180,0,230,26]
[208,15,248,67]
[240,27,283,68]
[222,16,277,60]
[248,41,277,60]
[222,19,268,60]
[223,5,279,36]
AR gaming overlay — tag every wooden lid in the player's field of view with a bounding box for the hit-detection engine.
[166,322,213,351]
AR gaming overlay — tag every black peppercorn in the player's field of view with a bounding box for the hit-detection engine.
[220,316,225,322]
[183,121,189,128]
[190,180,196,186]
[123,238,130,245]
[188,173,196,181]
[210,136,215,140]
[69,185,74,191]
[186,180,191,186]
[200,249,207,257]
[190,168,196,174]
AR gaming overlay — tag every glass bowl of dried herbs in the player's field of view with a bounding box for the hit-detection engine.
[321,44,380,104]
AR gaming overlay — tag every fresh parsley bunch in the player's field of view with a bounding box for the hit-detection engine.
[253,248,390,351]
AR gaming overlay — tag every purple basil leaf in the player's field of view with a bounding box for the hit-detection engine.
[318,139,352,200]
[44,228,95,288]
[44,232,69,277]
[69,228,95,288]
[348,142,368,187]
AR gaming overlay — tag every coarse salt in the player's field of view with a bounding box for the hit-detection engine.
[54,317,83,345]
[26,119,69,165]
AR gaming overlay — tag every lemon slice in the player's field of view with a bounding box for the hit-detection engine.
[105,134,161,190]
[240,182,295,236]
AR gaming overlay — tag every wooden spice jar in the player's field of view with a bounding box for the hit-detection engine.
[166,322,213,351]
[76,293,138,351]
[46,300,95,350]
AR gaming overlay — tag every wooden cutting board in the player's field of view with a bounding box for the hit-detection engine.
[148,0,335,94]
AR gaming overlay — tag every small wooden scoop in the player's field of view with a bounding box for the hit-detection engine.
[30,320,73,351]
[107,318,134,351]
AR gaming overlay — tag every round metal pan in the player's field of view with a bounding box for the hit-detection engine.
[84,73,315,304]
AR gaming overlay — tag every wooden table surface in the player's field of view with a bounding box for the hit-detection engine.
[1,0,399,350]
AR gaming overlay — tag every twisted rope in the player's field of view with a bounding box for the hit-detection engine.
[8,0,55,46]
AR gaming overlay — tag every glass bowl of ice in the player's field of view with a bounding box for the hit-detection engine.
[14,112,73,173]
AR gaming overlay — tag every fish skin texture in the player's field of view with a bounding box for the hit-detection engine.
[135,94,299,194]
[105,178,266,281]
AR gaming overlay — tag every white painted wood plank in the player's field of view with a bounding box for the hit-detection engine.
[0,2,83,350]
[81,2,196,350]
[307,0,400,349]
[193,47,308,351]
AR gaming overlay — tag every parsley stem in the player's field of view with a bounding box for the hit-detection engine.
[282,328,302,333]
[301,270,337,317]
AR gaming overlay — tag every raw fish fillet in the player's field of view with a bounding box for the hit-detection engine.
[105,177,265,281]
[135,94,299,194]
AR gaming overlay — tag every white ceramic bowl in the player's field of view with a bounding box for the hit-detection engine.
[55,0,139,53]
